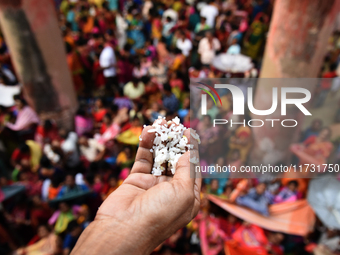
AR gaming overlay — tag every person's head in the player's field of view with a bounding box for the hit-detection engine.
[67,220,83,237]
[267,232,284,245]
[216,157,224,166]
[43,119,53,131]
[311,119,323,132]
[19,143,30,154]
[205,31,213,41]
[227,214,237,224]
[183,96,190,109]
[58,128,68,140]
[17,170,29,181]
[287,180,299,192]
[32,195,42,206]
[318,127,331,141]
[151,102,160,112]
[65,173,76,188]
[231,38,238,45]
[132,77,139,88]
[95,98,105,109]
[108,104,118,117]
[124,146,132,158]
[166,16,173,23]
[152,58,159,66]
[202,115,212,126]
[37,225,51,239]
[330,62,338,72]
[223,185,233,196]
[103,113,112,125]
[51,139,61,151]
[132,116,141,127]
[78,136,89,147]
[210,179,219,193]
[178,30,186,40]
[104,29,114,42]
[13,95,27,110]
[134,59,141,68]
[207,97,214,109]
[200,16,207,24]
[231,149,241,161]
[59,202,71,213]
[255,182,267,195]
[108,174,118,187]
[163,82,172,96]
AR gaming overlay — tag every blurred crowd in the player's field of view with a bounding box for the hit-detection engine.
[0,0,340,254]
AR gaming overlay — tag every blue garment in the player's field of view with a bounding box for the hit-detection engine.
[63,234,78,250]
[129,20,145,49]
[57,184,89,198]
[236,188,269,216]
[178,109,189,121]
[66,11,78,31]
[108,0,118,10]
[163,94,179,113]
[301,128,319,142]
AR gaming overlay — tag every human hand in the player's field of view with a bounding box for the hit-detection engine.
[71,120,201,255]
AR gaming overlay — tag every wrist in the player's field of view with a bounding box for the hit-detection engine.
[71,218,157,255]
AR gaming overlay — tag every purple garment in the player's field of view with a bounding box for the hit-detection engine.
[113,98,133,110]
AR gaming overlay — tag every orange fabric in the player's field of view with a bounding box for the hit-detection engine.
[232,224,268,248]
[208,195,315,236]
[225,240,268,255]
[48,186,61,200]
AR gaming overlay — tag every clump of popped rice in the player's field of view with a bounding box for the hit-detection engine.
[147,116,200,176]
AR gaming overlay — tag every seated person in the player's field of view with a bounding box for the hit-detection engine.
[63,220,84,255]
[16,224,60,255]
[50,202,75,234]
[207,179,219,195]
[236,183,270,216]
[101,174,119,200]
[5,95,39,138]
[274,180,299,203]
[162,83,179,113]
[57,173,89,199]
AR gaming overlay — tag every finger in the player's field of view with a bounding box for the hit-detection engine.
[131,118,166,174]
[124,173,171,190]
[173,128,200,189]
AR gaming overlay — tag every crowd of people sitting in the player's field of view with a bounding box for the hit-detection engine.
[0,0,340,254]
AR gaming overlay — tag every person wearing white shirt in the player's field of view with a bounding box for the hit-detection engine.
[198,31,221,65]
[200,0,219,28]
[176,31,193,57]
[99,42,117,94]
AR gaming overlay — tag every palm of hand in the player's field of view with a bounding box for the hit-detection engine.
[96,121,201,247]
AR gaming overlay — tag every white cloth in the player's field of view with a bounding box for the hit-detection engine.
[80,138,105,162]
[61,132,80,167]
[200,4,218,27]
[116,14,128,50]
[75,173,85,185]
[0,84,21,107]
[99,46,116,77]
[41,179,51,201]
[176,38,193,57]
[162,9,178,24]
[198,37,221,65]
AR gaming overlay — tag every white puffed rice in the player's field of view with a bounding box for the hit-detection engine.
[147,116,200,175]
